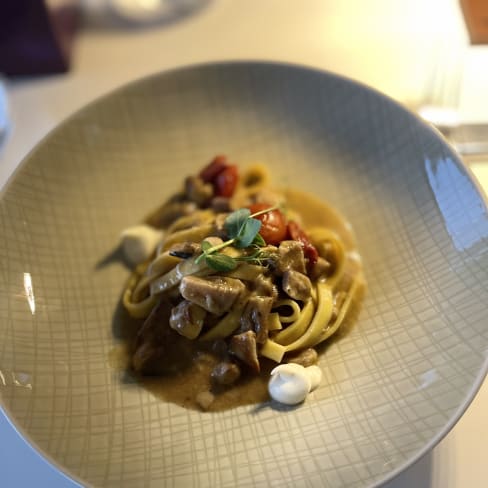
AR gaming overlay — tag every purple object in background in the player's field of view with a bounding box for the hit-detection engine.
[0,0,80,76]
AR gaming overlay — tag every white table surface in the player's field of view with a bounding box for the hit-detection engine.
[1,1,487,487]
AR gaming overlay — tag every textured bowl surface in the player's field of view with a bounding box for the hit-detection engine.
[0,62,487,488]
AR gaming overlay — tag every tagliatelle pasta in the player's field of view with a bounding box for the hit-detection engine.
[118,156,365,411]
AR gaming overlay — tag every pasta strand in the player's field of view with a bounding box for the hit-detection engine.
[161,223,214,251]
[273,298,315,345]
[273,299,301,323]
[312,276,362,346]
[149,256,213,295]
[283,282,334,352]
[308,227,346,289]
[199,294,250,341]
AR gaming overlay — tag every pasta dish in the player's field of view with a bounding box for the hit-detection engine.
[118,156,365,410]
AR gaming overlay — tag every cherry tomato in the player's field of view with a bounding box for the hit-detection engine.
[287,220,319,265]
[199,155,228,183]
[248,203,287,245]
[214,165,239,198]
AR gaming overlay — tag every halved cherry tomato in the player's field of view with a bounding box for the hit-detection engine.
[248,203,287,245]
[287,220,319,265]
[199,155,228,183]
[214,165,239,198]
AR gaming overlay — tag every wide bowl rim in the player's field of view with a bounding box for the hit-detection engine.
[0,59,487,488]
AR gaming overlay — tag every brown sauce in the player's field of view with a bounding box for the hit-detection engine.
[111,189,365,411]
[142,354,275,412]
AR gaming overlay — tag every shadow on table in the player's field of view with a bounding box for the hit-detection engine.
[381,451,433,488]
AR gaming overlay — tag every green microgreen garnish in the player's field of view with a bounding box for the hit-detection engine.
[195,205,278,271]
[252,233,266,247]
[204,253,238,272]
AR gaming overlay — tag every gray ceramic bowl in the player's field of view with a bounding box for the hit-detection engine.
[1,62,487,488]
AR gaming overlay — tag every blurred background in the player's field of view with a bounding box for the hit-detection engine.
[1,1,487,487]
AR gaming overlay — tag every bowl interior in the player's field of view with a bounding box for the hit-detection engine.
[0,62,487,488]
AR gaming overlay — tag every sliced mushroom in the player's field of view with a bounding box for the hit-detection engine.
[310,256,332,280]
[179,275,245,315]
[282,269,312,301]
[168,241,201,259]
[286,348,318,367]
[276,240,307,275]
[254,274,278,301]
[169,300,207,339]
[211,361,241,386]
[239,296,274,344]
[229,331,260,373]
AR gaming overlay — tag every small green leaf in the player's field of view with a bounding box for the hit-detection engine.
[205,253,238,272]
[224,208,251,239]
[252,233,266,247]
[234,218,261,248]
[201,240,212,252]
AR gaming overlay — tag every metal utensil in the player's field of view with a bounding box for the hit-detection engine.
[435,121,488,156]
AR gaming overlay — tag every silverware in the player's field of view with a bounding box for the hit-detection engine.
[435,123,488,157]
[417,107,488,158]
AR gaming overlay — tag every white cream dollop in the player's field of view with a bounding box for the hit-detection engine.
[305,365,322,391]
[268,363,323,405]
[120,224,163,265]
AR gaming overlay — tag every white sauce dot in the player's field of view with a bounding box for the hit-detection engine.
[268,364,311,405]
[268,363,323,405]
[306,365,322,391]
[120,224,163,265]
